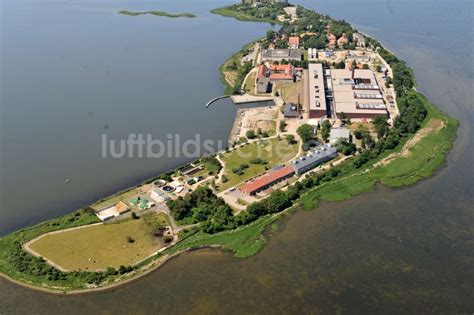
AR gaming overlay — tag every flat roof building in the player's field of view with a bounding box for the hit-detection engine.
[261,49,302,62]
[240,165,295,195]
[329,127,351,144]
[308,63,328,118]
[291,144,338,175]
[330,68,388,119]
[284,103,299,118]
[95,201,131,222]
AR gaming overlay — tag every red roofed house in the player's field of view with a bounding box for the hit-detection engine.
[288,36,300,49]
[256,64,294,93]
[337,33,348,47]
[268,64,294,81]
[256,64,270,93]
[240,166,295,195]
[347,61,364,70]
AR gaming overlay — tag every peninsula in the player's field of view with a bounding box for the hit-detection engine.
[0,1,458,293]
[118,10,196,18]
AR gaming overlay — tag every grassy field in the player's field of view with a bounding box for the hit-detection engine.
[218,137,299,191]
[118,10,196,18]
[277,81,303,104]
[28,215,165,271]
[243,72,257,94]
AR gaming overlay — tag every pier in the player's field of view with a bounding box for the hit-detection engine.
[230,94,274,104]
[206,95,230,108]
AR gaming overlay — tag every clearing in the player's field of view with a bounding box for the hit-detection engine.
[26,213,169,271]
[217,137,299,191]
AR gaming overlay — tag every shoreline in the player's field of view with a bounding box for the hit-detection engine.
[0,3,459,294]
[0,245,223,295]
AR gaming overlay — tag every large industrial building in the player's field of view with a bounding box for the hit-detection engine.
[308,63,328,118]
[307,63,388,120]
[329,68,388,119]
[240,165,295,195]
[261,49,302,62]
[291,144,338,175]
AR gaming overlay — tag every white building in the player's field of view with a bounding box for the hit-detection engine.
[329,127,351,144]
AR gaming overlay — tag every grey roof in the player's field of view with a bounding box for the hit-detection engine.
[261,49,302,60]
[284,103,298,117]
[330,128,350,140]
[291,144,337,173]
[353,33,366,42]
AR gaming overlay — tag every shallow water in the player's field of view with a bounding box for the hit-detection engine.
[0,0,473,313]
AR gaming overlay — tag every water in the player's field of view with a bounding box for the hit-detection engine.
[1,0,473,313]
[0,0,276,235]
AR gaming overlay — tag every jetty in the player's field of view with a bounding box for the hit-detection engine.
[206,95,230,108]
[230,94,274,104]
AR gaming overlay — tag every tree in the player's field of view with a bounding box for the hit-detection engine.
[361,131,375,149]
[275,39,289,49]
[372,116,389,139]
[246,129,256,139]
[297,124,314,144]
[221,175,228,183]
[335,139,357,156]
[285,134,296,144]
[339,112,347,121]
[334,60,345,69]
[265,190,291,213]
[321,120,332,142]
[279,120,286,132]
[353,128,363,140]
[376,64,382,72]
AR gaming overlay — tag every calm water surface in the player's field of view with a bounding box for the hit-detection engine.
[0,0,473,313]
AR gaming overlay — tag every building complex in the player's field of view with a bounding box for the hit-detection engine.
[307,63,388,120]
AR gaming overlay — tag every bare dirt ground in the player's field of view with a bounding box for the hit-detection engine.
[229,106,277,143]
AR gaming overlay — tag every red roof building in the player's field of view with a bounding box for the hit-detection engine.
[257,64,269,78]
[337,34,348,46]
[268,64,294,81]
[240,166,295,195]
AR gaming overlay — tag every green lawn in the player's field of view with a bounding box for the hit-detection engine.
[163,214,282,258]
[243,72,257,95]
[28,215,166,271]
[218,138,299,191]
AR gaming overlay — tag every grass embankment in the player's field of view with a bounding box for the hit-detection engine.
[243,72,257,94]
[118,10,196,18]
[210,7,282,24]
[219,41,255,95]
[218,138,299,191]
[27,215,167,271]
[162,214,281,259]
